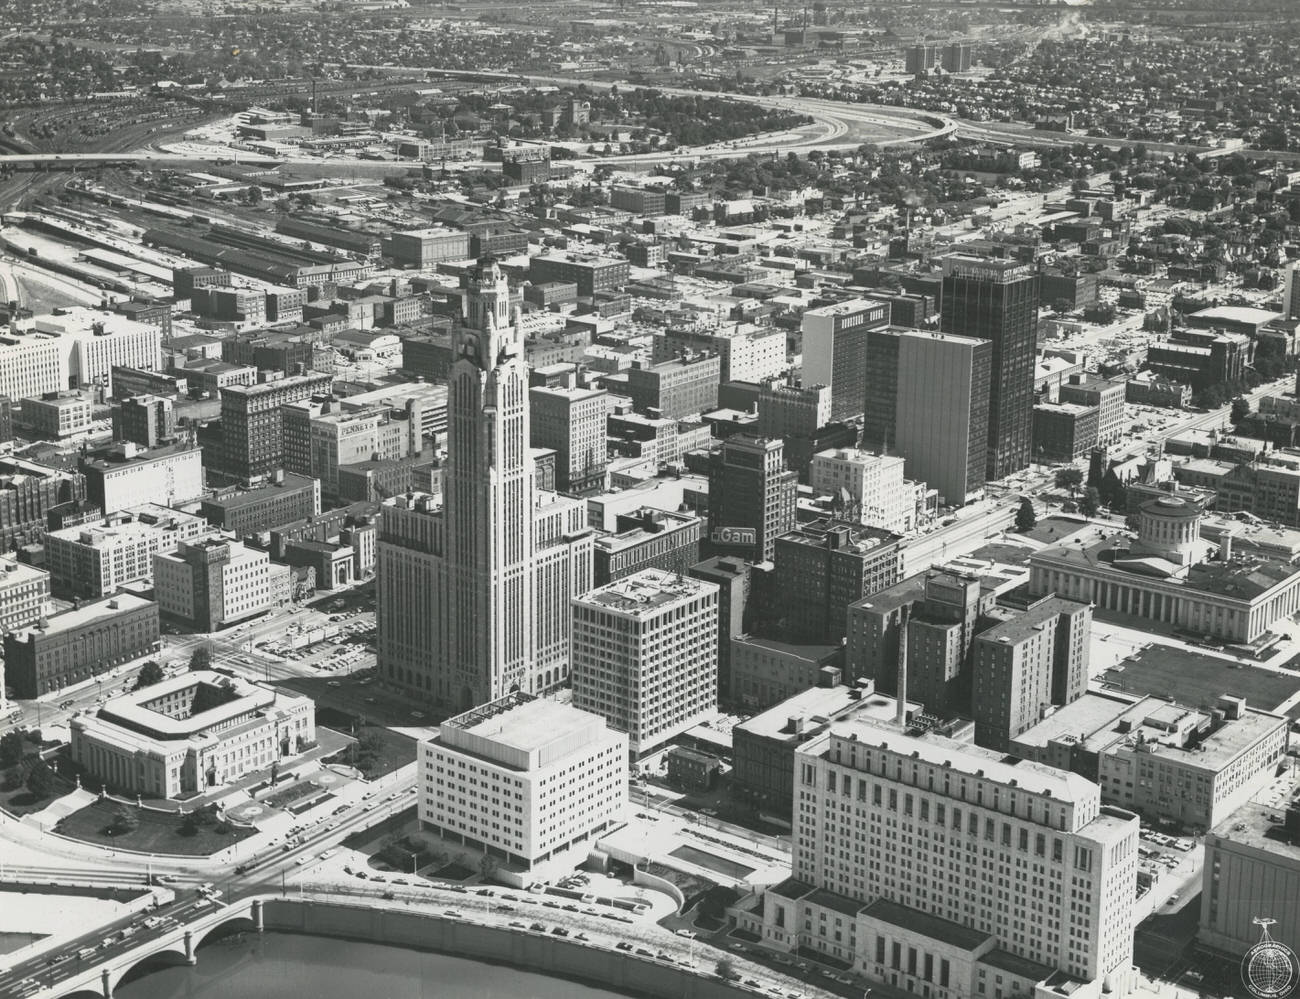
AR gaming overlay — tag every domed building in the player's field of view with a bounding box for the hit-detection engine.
[1029,494,1300,645]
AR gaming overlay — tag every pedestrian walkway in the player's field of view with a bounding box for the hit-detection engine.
[23,788,94,828]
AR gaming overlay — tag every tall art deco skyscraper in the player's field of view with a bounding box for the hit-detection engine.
[377,261,592,712]
[444,260,537,703]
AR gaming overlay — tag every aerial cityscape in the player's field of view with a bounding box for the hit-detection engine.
[2,0,1300,997]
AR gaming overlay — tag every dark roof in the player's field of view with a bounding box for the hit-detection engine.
[861,898,992,952]
[979,948,1055,983]
[806,889,865,918]
[768,877,816,901]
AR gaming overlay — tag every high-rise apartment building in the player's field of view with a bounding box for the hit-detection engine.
[215,371,334,484]
[864,328,991,506]
[940,256,1039,481]
[762,717,1140,998]
[571,568,718,757]
[375,263,593,710]
[708,435,797,562]
[800,299,891,424]
[529,380,608,494]
[942,42,972,72]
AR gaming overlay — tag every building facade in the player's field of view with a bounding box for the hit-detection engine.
[801,299,891,424]
[69,671,314,798]
[971,597,1092,752]
[45,505,211,600]
[199,472,322,537]
[376,263,594,710]
[529,381,608,495]
[940,256,1039,481]
[771,519,905,644]
[215,371,334,484]
[81,443,204,515]
[864,328,991,506]
[593,507,701,586]
[810,448,916,534]
[154,536,284,631]
[708,435,797,562]
[758,717,1140,999]
[5,593,160,699]
[419,693,627,872]
[571,568,718,757]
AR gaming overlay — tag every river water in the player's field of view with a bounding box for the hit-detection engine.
[115,930,630,999]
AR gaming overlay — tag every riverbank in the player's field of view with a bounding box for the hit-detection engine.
[116,930,628,999]
[260,898,761,999]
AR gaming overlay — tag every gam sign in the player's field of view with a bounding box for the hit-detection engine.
[711,526,757,547]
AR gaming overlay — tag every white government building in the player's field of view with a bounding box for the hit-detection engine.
[739,716,1140,999]
[70,671,314,799]
[419,693,627,881]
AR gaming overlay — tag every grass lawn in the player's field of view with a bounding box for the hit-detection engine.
[1021,516,1090,545]
[55,798,256,856]
[0,776,76,817]
[1104,643,1300,712]
[968,542,1036,566]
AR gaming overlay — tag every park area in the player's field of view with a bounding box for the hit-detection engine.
[54,799,257,856]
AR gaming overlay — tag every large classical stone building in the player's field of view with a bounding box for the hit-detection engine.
[70,671,314,798]
[1029,494,1300,645]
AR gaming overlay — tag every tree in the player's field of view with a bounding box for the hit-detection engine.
[24,760,55,800]
[110,805,139,836]
[715,958,738,980]
[1054,467,1084,496]
[1078,486,1101,519]
[0,730,25,769]
[1230,396,1251,424]
[478,851,499,881]
[352,730,386,776]
[247,184,262,205]
[1015,497,1037,532]
[134,661,164,690]
[188,644,211,672]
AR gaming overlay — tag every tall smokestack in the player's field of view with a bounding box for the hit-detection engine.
[896,604,910,727]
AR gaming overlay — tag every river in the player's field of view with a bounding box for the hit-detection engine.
[116,930,631,999]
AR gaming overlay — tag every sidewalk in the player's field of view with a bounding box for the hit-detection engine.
[23,788,94,829]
